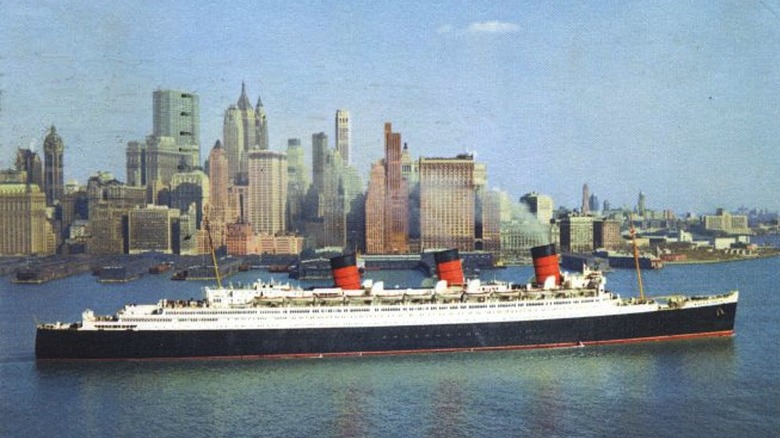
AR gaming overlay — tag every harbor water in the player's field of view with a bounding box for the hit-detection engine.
[1,257,778,437]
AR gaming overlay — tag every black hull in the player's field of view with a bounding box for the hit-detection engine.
[36,302,737,360]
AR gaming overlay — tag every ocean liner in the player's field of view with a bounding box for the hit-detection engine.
[35,245,738,360]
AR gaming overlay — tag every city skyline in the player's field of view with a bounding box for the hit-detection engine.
[1,1,779,213]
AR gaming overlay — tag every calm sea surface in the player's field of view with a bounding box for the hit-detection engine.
[1,257,778,437]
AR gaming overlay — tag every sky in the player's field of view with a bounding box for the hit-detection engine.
[1,0,779,214]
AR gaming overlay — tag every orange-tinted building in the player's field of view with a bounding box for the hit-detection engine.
[383,123,409,253]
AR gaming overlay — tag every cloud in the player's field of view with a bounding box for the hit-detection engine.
[466,21,520,34]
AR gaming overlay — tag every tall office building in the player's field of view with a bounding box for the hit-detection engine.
[419,154,477,251]
[593,218,622,250]
[637,191,647,217]
[125,141,146,186]
[153,89,200,164]
[247,150,287,235]
[285,138,309,233]
[255,95,269,151]
[311,132,329,196]
[207,141,229,246]
[15,148,43,189]
[223,83,268,183]
[383,123,409,253]
[43,126,65,206]
[581,183,590,216]
[127,205,180,254]
[365,161,386,254]
[560,215,595,253]
[335,109,350,166]
[0,183,56,255]
[589,193,599,214]
[223,104,245,182]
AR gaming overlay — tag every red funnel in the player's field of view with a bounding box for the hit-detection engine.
[531,244,560,287]
[434,249,464,286]
[330,254,361,290]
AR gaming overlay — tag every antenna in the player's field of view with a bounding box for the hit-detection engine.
[204,216,222,289]
[629,214,645,301]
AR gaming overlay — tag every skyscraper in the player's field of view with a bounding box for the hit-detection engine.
[365,161,386,254]
[223,83,268,183]
[222,104,245,183]
[383,123,409,253]
[125,141,146,187]
[207,140,229,246]
[335,109,350,166]
[256,95,269,151]
[560,215,595,253]
[15,148,43,189]
[247,150,287,235]
[581,183,590,216]
[419,154,478,251]
[43,125,64,206]
[153,89,200,164]
[286,138,308,226]
[311,132,329,196]
[637,191,647,217]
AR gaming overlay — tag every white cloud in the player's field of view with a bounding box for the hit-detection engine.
[466,21,520,34]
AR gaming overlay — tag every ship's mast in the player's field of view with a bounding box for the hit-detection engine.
[629,214,645,301]
[204,217,223,289]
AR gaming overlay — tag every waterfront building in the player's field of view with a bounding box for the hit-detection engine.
[127,205,180,254]
[593,218,622,250]
[335,109,350,166]
[43,126,65,206]
[226,222,254,255]
[256,234,304,255]
[419,154,477,252]
[560,215,595,253]
[702,209,751,235]
[0,183,56,255]
[247,150,287,235]
[15,148,43,189]
[87,204,127,255]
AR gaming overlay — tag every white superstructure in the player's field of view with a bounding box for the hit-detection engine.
[70,268,738,333]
